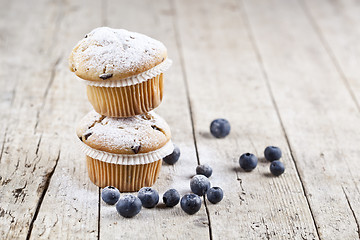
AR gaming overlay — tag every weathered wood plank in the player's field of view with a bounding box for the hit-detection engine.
[98,0,210,239]
[300,0,360,235]
[28,0,103,239]
[0,0,69,238]
[243,0,360,238]
[301,0,360,111]
[174,0,319,239]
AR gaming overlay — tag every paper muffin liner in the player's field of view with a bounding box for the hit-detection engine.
[86,73,163,117]
[80,58,172,87]
[78,139,174,165]
[86,156,162,192]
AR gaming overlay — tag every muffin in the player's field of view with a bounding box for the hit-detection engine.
[69,27,172,117]
[77,110,173,192]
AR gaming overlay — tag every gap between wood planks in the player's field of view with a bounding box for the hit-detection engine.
[238,0,321,238]
[97,1,108,238]
[170,0,213,239]
[299,0,360,236]
[298,0,360,113]
[26,151,61,240]
[342,186,360,239]
[25,1,65,238]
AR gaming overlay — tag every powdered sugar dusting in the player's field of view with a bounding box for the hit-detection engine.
[70,27,167,80]
[79,110,171,153]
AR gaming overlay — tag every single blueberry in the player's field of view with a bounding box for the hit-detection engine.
[180,193,202,215]
[116,195,142,218]
[163,144,180,165]
[163,189,180,207]
[270,160,285,176]
[101,186,120,205]
[210,119,231,138]
[239,153,258,172]
[137,187,159,208]
[190,175,211,196]
[196,164,213,178]
[264,146,282,162]
[206,187,224,204]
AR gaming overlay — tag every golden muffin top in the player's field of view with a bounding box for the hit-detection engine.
[69,27,168,81]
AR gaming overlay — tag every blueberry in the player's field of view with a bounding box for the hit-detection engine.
[239,153,258,171]
[163,144,180,165]
[163,189,180,207]
[190,175,211,196]
[270,160,285,176]
[196,164,213,178]
[210,119,231,138]
[116,195,142,218]
[264,146,282,162]
[137,187,159,208]
[206,187,223,204]
[180,193,202,215]
[101,186,120,205]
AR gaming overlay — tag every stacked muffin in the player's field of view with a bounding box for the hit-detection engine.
[70,27,173,192]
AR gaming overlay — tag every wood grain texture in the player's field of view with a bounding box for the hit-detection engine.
[243,0,360,238]
[98,0,210,239]
[174,0,319,239]
[29,0,102,239]
[0,0,66,238]
[1,0,360,239]
[301,0,360,111]
[300,0,360,236]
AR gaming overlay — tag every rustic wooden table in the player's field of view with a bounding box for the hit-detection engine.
[1,0,360,239]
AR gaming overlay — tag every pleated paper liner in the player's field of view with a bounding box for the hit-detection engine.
[80,58,172,88]
[78,139,174,192]
[86,73,163,117]
[86,157,162,192]
[81,58,171,118]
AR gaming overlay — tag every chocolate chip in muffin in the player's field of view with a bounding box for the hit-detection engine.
[84,34,88,38]
[84,132,92,140]
[151,125,162,131]
[99,73,113,80]
[131,144,141,154]
[79,136,83,142]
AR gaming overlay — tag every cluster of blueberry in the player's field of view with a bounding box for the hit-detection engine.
[210,119,285,176]
[239,146,285,176]
[101,164,223,218]
[101,145,223,218]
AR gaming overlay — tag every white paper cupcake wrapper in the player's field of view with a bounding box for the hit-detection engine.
[80,58,172,87]
[78,139,174,165]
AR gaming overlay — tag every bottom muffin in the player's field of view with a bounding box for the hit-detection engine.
[76,110,173,192]
[86,156,162,192]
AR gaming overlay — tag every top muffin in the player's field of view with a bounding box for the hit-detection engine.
[69,27,168,81]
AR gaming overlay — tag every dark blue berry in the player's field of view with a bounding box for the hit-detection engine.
[180,193,202,215]
[137,187,159,208]
[264,146,282,162]
[196,164,213,178]
[270,160,285,176]
[101,186,120,205]
[116,195,142,218]
[210,119,231,138]
[163,145,180,165]
[206,187,223,204]
[163,189,180,207]
[190,175,211,196]
[239,153,258,171]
